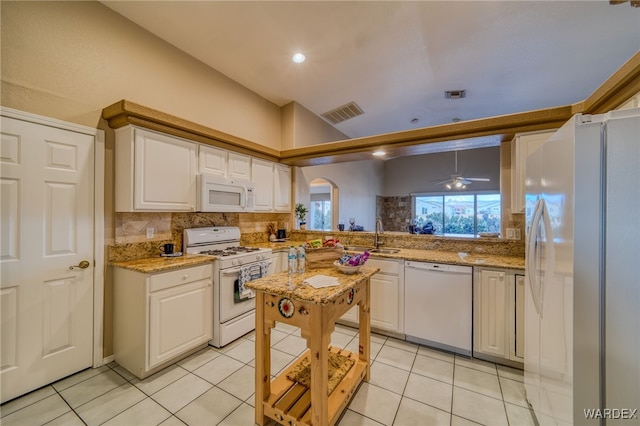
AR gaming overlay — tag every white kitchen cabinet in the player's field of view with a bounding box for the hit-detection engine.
[113,263,213,379]
[510,130,555,214]
[339,258,404,335]
[115,126,197,212]
[228,152,251,180]
[251,159,292,212]
[473,267,525,365]
[369,258,404,333]
[511,274,525,361]
[198,145,228,176]
[273,163,292,212]
[475,268,509,358]
[270,250,288,274]
[252,158,274,211]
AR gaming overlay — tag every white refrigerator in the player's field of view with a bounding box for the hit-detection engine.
[525,108,640,426]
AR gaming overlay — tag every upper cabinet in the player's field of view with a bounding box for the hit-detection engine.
[251,159,292,212]
[274,164,292,212]
[252,158,274,211]
[116,125,289,213]
[510,130,555,214]
[228,152,252,180]
[198,145,228,176]
[115,126,197,212]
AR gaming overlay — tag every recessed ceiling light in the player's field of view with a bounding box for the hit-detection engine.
[292,53,305,63]
[372,150,386,157]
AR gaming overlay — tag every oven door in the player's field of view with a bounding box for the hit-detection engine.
[219,261,270,323]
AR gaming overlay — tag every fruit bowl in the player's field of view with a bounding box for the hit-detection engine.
[333,260,361,274]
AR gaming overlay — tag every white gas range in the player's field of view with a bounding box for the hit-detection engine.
[183,227,272,347]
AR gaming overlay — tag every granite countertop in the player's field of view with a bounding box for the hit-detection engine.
[111,254,213,273]
[254,241,524,270]
[245,266,379,305]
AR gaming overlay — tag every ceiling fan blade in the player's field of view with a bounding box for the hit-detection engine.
[465,177,490,182]
[430,178,453,185]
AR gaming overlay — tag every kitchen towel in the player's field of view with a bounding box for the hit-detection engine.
[236,261,269,302]
[303,275,340,288]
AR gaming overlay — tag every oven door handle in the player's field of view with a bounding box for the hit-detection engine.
[222,260,273,276]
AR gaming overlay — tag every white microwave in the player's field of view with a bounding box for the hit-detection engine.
[198,174,255,212]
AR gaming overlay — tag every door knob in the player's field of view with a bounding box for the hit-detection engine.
[69,260,90,270]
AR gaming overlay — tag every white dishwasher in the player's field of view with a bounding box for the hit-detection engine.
[404,261,473,355]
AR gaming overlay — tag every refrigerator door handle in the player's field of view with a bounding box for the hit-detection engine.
[527,199,544,317]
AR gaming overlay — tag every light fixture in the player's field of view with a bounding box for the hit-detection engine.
[292,53,305,63]
[372,150,386,157]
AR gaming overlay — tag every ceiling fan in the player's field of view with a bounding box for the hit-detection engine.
[433,151,490,190]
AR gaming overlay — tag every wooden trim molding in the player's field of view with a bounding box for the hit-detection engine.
[102,52,640,167]
[102,99,280,162]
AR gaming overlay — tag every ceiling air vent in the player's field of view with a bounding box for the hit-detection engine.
[445,90,466,99]
[321,102,364,124]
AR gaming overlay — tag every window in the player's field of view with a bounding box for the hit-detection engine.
[413,192,501,237]
[310,199,331,230]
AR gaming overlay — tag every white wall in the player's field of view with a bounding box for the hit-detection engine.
[383,147,500,195]
[0,1,281,149]
[296,160,384,231]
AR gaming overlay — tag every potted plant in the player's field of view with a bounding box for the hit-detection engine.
[295,203,308,230]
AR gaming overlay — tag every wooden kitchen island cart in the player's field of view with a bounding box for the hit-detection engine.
[245,266,378,426]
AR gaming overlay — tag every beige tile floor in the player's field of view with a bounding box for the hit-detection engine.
[1,323,535,425]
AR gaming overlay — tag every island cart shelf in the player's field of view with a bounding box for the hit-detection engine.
[246,266,378,426]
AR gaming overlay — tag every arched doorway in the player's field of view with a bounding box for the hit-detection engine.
[309,178,339,231]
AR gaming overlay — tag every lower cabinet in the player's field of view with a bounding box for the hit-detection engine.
[114,263,213,379]
[473,267,524,365]
[339,258,404,335]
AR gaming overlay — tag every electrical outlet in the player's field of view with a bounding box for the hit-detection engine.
[146,227,154,239]
[506,228,521,240]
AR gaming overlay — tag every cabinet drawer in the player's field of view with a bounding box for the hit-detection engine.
[149,264,212,292]
[367,258,400,275]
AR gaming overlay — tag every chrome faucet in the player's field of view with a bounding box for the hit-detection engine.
[374,219,384,249]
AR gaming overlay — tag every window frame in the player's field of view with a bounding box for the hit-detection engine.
[411,190,501,237]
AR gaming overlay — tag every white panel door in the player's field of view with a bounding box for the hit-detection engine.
[0,117,94,403]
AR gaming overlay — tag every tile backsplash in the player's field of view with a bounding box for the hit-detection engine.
[109,211,292,262]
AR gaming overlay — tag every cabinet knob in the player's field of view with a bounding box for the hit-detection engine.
[183,275,189,280]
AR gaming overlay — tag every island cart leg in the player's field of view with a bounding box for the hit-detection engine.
[308,304,330,426]
[254,292,272,426]
[359,278,371,380]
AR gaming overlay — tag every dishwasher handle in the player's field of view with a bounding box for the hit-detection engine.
[405,261,471,274]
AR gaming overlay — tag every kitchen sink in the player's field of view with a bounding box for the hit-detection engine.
[344,245,375,252]
[370,248,401,254]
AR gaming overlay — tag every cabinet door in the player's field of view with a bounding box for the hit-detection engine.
[370,274,400,332]
[477,269,509,357]
[228,152,251,180]
[148,279,212,369]
[133,128,197,211]
[251,158,274,211]
[199,145,227,176]
[274,164,292,212]
[511,131,554,213]
[513,274,525,360]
